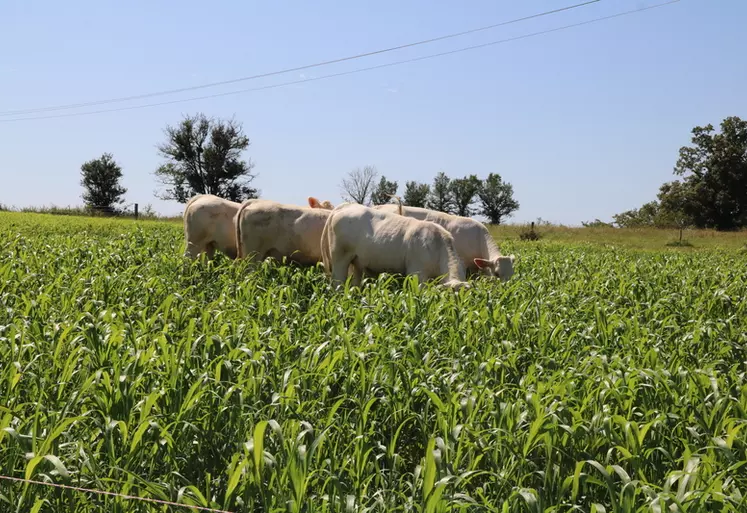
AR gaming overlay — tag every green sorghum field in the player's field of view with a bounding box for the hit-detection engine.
[1,212,746,513]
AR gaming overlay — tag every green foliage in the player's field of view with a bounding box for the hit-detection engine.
[426,171,454,213]
[403,181,430,208]
[153,113,259,203]
[673,116,747,230]
[449,174,481,217]
[616,116,747,231]
[519,222,542,241]
[613,201,662,228]
[370,175,399,206]
[582,219,614,228]
[1,212,746,512]
[79,153,127,214]
[477,172,519,224]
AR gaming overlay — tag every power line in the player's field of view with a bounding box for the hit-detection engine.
[0,0,600,117]
[1,0,680,124]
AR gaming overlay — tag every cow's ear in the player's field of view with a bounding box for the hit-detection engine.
[474,258,491,269]
[308,197,320,208]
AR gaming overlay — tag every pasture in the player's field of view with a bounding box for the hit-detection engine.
[1,212,746,512]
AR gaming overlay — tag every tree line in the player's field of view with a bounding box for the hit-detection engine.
[77,111,744,231]
[339,167,519,224]
[78,112,520,224]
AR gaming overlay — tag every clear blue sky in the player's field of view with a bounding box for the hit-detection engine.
[1,0,744,224]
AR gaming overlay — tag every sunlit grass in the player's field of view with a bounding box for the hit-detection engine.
[1,211,745,512]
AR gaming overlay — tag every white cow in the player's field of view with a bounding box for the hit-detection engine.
[182,194,245,259]
[235,198,334,265]
[321,203,470,290]
[373,203,515,281]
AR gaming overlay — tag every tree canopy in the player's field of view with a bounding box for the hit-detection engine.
[370,175,399,205]
[477,173,519,225]
[449,174,481,217]
[80,153,127,214]
[427,172,454,214]
[153,113,259,203]
[614,116,747,230]
[403,181,430,208]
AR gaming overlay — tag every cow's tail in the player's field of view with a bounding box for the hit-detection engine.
[440,229,465,285]
[389,194,403,215]
[234,199,256,259]
[320,211,334,275]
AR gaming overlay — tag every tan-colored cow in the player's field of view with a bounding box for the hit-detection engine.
[373,203,515,281]
[182,194,246,259]
[320,203,469,290]
[234,198,334,265]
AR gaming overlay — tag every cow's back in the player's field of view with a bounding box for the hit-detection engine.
[239,202,330,264]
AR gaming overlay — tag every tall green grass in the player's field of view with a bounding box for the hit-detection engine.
[1,212,745,512]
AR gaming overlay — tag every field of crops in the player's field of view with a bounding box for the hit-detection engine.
[1,212,746,513]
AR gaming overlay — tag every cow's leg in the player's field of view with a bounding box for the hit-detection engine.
[405,265,429,289]
[331,251,354,286]
[240,243,268,269]
[223,245,238,260]
[350,258,363,287]
[184,239,202,259]
[204,241,217,260]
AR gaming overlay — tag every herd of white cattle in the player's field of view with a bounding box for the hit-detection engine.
[182,193,516,290]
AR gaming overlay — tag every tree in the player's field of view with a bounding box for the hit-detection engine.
[153,113,258,203]
[340,165,378,204]
[371,175,399,205]
[427,172,454,213]
[403,181,430,207]
[672,116,747,230]
[477,173,519,225]
[613,116,747,231]
[80,153,127,214]
[656,180,696,228]
[449,174,481,216]
[612,201,661,227]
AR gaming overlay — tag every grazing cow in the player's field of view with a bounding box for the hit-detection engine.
[183,194,246,259]
[320,203,470,290]
[372,204,515,281]
[235,199,334,265]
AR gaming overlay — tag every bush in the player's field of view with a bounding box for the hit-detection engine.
[519,222,542,241]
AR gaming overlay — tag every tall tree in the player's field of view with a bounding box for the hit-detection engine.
[477,173,519,225]
[370,175,399,205]
[153,113,259,203]
[672,116,747,230]
[80,153,127,214]
[427,172,454,213]
[449,174,481,217]
[615,116,747,230]
[340,165,378,204]
[403,181,430,207]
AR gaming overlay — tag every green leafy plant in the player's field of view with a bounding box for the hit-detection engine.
[0,211,745,512]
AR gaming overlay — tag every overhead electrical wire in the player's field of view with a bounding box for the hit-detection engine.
[0,0,680,123]
[0,0,600,117]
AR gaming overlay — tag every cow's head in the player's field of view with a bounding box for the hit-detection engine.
[474,254,515,282]
[308,197,334,210]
